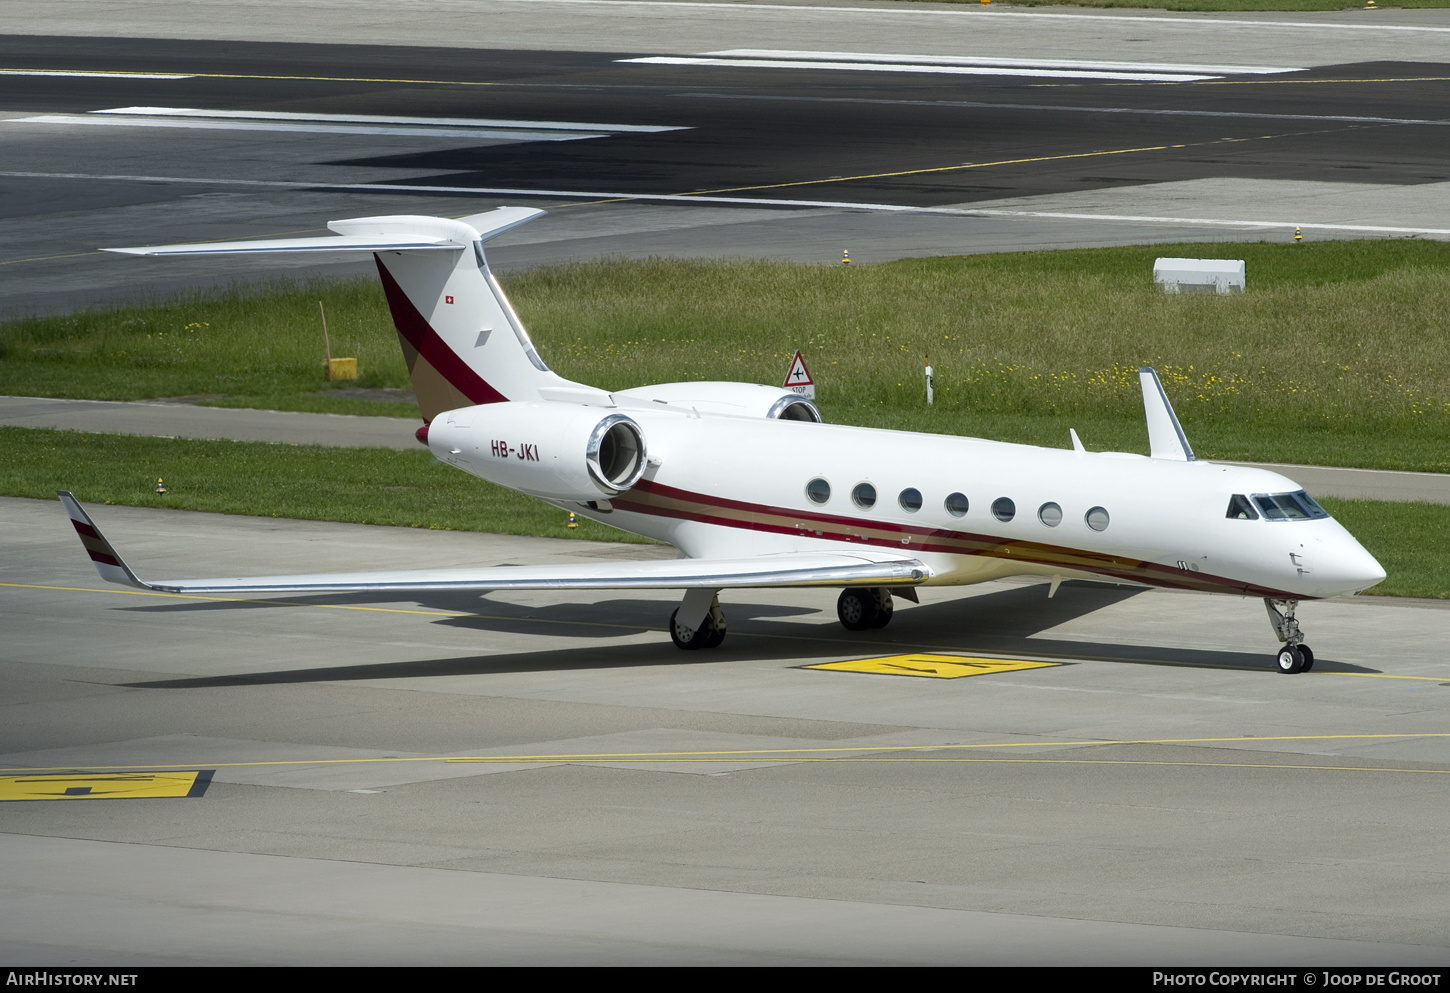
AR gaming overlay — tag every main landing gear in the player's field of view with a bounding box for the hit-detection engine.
[837,587,894,631]
[1265,598,1315,674]
[666,586,901,650]
[670,588,726,650]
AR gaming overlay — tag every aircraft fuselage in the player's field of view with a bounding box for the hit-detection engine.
[429,408,1384,602]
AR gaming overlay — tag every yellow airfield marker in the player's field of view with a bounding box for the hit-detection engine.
[0,770,212,801]
[806,654,1063,679]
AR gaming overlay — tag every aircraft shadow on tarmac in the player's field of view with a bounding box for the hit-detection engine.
[121,581,1382,688]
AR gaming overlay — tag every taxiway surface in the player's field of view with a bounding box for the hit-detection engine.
[4,1,1450,966]
[3,495,1449,964]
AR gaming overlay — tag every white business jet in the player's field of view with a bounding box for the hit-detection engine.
[61,207,1385,673]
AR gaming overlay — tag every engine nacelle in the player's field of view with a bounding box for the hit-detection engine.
[428,402,647,500]
[613,382,822,422]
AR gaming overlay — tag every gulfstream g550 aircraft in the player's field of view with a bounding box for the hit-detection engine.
[61,207,1385,673]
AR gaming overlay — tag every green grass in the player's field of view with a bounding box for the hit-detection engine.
[0,279,416,417]
[4,427,1446,597]
[5,239,1450,469]
[0,427,655,544]
[510,241,1450,470]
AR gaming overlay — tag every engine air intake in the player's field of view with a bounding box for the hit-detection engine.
[588,415,647,494]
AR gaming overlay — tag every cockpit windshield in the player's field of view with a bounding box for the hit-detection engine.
[1251,490,1329,521]
[1226,494,1258,520]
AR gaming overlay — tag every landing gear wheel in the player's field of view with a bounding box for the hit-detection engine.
[670,608,706,651]
[1276,645,1307,674]
[837,589,876,631]
[1298,644,1314,671]
[701,609,727,648]
[669,606,726,650]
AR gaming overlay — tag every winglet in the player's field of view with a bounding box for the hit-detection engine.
[57,492,146,588]
[1139,368,1195,462]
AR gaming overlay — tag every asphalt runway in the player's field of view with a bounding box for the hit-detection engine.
[4,2,1450,966]
[3,495,1449,965]
[3,3,1449,314]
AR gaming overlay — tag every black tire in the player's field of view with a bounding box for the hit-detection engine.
[837,589,877,631]
[702,614,727,648]
[1275,645,1306,674]
[1298,645,1315,671]
[670,608,703,650]
[869,591,894,629]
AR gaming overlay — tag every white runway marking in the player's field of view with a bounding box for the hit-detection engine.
[710,50,1303,76]
[0,69,193,79]
[6,171,1450,238]
[10,114,608,141]
[8,107,687,143]
[622,56,1224,83]
[95,107,687,133]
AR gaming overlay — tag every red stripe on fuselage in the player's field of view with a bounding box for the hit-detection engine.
[374,254,508,405]
[613,479,1301,599]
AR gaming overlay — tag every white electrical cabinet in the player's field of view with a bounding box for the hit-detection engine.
[1153,257,1246,294]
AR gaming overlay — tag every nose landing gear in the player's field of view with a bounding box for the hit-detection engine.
[837,587,895,631]
[1265,598,1314,673]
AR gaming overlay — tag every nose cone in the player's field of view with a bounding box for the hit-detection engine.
[1316,532,1386,597]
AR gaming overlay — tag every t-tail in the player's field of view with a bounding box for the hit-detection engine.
[105,207,582,422]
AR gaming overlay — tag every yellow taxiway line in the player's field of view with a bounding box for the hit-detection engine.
[2,733,1447,777]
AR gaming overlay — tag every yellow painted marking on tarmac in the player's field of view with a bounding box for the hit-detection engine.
[0,250,108,267]
[806,653,1061,679]
[1325,672,1450,681]
[5,733,1447,776]
[668,130,1336,200]
[0,771,209,801]
[686,142,1190,196]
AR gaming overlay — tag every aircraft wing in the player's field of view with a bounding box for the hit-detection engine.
[59,492,929,595]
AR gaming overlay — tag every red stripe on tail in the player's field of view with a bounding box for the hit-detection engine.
[375,255,508,405]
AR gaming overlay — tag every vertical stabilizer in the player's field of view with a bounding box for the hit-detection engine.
[105,207,584,423]
[1139,367,1195,461]
[339,210,579,421]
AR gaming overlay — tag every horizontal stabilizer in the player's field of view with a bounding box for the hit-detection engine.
[104,234,460,256]
[1139,367,1195,462]
[58,494,929,595]
[104,207,545,256]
